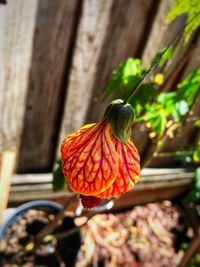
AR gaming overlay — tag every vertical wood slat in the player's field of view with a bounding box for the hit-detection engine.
[0,151,16,224]
[132,0,175,156]
[59,0,113,143]
[0,0,38,152]
[17,0,80,172]
[59,0,155,147]
[85,0,156,124]
[141,0,174,66]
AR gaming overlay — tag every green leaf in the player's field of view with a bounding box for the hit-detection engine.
[193,146,200,163]
[155,110,167,136]
[195,167,200,191]
[174,100,189,119]
[130,83,156,116]
[53,159,69,191]
[176,100,189,115]
[103,58,142,99]
[142,106,167,136]
[151,46,174,67]
[194,119,200,127]
[157,92,176,117]
[166,0,200,41]
[183,190,198,203]
[195,253,200,264]
[180,242,188,250]
[157,92,176,104]
[177,67,200,106]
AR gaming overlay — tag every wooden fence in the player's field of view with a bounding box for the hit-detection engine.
[0,0,199,174]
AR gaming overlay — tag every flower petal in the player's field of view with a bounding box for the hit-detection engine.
[61,123,97,160]
[97,139,140,198]
[62,121,119,195]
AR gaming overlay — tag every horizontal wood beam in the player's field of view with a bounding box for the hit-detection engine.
[9,168,195,209]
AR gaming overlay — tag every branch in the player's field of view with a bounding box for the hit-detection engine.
[153,150,193,158]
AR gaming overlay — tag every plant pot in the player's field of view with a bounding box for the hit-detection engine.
[0,200,81,267]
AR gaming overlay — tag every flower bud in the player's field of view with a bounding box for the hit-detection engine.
[104,99,134,144]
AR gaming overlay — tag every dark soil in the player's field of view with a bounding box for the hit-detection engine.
[0,209,80,267]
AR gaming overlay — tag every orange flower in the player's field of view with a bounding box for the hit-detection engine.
[61,100,140,208]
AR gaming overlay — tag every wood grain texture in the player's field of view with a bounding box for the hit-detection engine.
[0,0,38,152]
[59,0,154,146]
[8,168,194,206]
[59,0,113,143]
[17,0,79,172]
[141,0,174,66]
[0,151,16,224]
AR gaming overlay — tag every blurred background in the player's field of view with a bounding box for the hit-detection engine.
[0,1,200,266]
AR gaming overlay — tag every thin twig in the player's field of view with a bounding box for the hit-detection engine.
[54,212,97,240]
[154,150,194,158]
[178,233,200,267]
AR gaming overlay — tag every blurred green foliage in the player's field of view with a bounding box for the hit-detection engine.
[53,159,69,191]
[103,57,200,138]
[166,0,200,41]
[187,253,200,267]
[194,119,200,127]
[103,59,144,100]
[151,46,174,67]
[183,167,200,204]
[193,143,200,163]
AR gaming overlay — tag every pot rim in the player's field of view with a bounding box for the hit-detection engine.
[0,200,63,240]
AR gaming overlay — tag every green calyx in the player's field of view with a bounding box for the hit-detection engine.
[103,99,134,144]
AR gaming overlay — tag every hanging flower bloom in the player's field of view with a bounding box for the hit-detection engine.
[61,100,140,209]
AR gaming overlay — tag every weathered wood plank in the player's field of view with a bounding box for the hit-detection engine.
[0,151,16,224]
[0,0,38,152]
[9,168,194,206]
[9,177,192,208]
[17,0,80,172]
[180,35,200,77]
[11,167,195,184]
[142,0,173,65]
[59,0,155,146]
